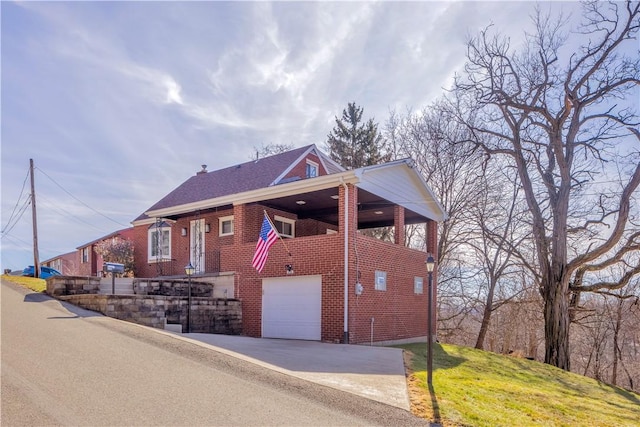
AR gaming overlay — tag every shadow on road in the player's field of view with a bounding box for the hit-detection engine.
[23,292,51,303]
[21,289,101,318]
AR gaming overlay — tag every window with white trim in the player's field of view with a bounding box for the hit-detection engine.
[148,224,171,261]
[219,215,234,236]
[375,270,387,291]
[81,247,89,263]
[274,215,295,238]
[306,160,318,178]
[414,277,424,294]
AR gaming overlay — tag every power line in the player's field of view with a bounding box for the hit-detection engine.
[1,232,33,249]
[2,167,31,233]
[37,194,111,234]
[1,196,31,236]
[35,167,129,228]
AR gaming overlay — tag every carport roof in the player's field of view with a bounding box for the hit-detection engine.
[136,156,447,225]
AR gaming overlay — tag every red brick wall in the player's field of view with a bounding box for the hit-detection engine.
[77,246,92,276]
[221,233,344,341]
[348,235,429,344]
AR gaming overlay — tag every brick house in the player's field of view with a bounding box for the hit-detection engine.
[42,251,77,275]
[131,144,446,344]
[76,228,135,276]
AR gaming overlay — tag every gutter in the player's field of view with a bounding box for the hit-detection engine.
[341,178,349,344]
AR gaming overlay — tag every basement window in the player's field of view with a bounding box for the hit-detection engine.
[414,277,424,294]
[375,271,387,291]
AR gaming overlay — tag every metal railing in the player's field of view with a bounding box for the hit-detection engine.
[151,250,220,277]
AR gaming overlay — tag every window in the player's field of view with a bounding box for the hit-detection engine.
[219,216,234,236]
[148,224,171,261]
[375,270,387,291]
[306,160,318,178]
[414,277,424,294]
[274,215,295,238]
[81,247,89,263]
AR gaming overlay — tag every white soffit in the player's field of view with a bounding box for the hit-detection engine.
[354,161,447,222]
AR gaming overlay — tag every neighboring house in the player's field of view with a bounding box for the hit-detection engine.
[131,144,446,344]
[76,228,135,276]
[42,251,77,275]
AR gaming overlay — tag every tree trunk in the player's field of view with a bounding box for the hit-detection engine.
[543,278,571,370]
[611,299,623,386]
[475,278,496,350]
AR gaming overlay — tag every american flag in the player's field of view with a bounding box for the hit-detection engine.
[252,213,279,273]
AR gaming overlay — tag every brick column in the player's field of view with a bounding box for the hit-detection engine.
[394,206,405,246]
[426,219,438,256]
[233,204,246,245]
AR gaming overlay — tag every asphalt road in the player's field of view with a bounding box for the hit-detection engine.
[1,280,429,426]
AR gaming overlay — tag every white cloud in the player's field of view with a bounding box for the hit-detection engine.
[1,1,590,271]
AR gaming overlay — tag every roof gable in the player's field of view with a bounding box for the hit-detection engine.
[141,145,342,216]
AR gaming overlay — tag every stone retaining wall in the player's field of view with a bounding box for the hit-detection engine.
[134,278,213,297]
[59,294,242,334]
[47,276,101,297]
[47,276,241,334]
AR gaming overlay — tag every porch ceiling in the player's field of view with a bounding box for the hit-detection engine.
[261,187,428,229]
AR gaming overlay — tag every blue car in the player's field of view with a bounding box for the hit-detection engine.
[22,266,61,279]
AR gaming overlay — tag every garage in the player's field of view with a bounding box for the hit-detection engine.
[262,275,322,340]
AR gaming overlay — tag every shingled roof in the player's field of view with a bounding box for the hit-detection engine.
[135,145,342,221]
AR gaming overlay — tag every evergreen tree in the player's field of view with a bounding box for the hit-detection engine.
[326,102,390,169]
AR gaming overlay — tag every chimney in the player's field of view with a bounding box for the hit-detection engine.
[197,165,208,175]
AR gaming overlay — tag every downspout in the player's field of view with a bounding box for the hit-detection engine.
[341,178,349,344]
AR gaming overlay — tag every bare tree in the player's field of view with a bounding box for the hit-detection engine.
[449,1,640,370]
[251,143,294,160]
[386,106,488,335]
[469,168,533,350]
[94,236,135,277]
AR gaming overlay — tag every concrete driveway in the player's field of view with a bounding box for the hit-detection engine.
[172,333,411,411]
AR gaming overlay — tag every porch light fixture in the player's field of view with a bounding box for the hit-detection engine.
[296,200,306,205]
[205,223,211,233]
[330,195,339,200]
[425,254,435,386]
[374,211,384,215]
[185,262,195,333]
[181,227,187,237]
[285,264,294,275]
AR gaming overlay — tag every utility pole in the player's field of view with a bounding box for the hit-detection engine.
[30,159,40,278]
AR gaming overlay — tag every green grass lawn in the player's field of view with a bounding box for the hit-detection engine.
[398,342,640,426]
[1,274,46,292]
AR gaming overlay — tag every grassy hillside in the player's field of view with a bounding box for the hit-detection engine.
[398,342,640,426]
[1,274,46,292]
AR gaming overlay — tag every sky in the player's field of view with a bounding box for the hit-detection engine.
[1,1,584,271]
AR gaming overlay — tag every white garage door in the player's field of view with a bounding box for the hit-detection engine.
[262,275,322,340]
